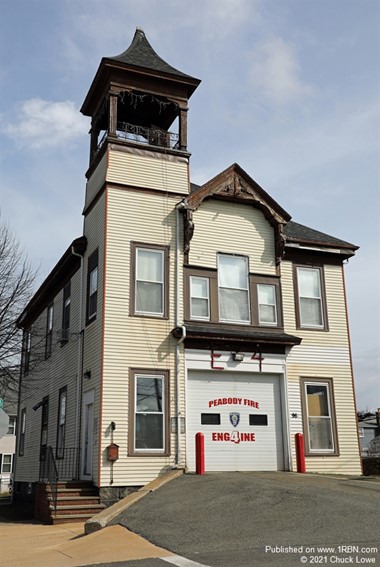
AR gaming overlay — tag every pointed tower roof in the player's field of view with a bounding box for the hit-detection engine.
[109,27,195,80]
[81,27,200,117]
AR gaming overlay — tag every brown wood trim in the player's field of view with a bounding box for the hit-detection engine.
[300,377,339,457]
[128,368,170,457]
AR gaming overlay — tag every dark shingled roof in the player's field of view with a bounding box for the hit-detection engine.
[109,27,197,80]
[284,221,358,250]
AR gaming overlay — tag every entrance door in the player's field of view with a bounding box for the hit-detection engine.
[81,390,94,480]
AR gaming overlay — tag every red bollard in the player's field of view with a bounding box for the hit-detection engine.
[295,433,306,473]
[195,432,205,475]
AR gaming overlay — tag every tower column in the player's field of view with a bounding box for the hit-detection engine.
[179,107,188,151]
[109,92,118,137]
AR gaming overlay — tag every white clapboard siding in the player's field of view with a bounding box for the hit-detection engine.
[281,261,351,347]
[99,186,185,485]
[287,362,361,475]
[189,199,276,274]
[107,148,189,195]
[17,267,83,482]
[81,191,107,485]
[85,151,107,210]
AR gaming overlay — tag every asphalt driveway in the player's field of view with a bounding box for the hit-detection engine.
[111,472,380,567]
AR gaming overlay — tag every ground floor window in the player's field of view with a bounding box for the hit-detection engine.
[0,454,13,474]
[129,369,169,456]
[301,378,338,456]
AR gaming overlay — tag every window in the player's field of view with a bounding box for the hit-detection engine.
[19,409,26,456]
[56,388,67,459]
[45,303,54,359]
[218,254,250,323]
[87,249,98,323]
[249,414,268,426]
[0,454,13,474]
[358,428,364,438]
[257,284,277,325]
[61,283,71,343]
[190,276,210,320]
[201,414,221,425]
[301,378,338,455]
[129,369,169,455]
[296,266,326,329]
[131,243,169,318]
[40,397,49,461]
[24,330,32,373]
[7,417,16,435]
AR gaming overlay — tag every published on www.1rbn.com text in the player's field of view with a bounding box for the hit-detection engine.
[265,545,378,564]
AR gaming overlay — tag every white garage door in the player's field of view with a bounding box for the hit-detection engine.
[186,371,284,472]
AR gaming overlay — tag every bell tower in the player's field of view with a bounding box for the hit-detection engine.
[81,27,200,171]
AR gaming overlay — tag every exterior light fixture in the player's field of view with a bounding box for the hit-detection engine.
[232,352,244,362]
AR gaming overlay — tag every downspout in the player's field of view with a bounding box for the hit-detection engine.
[175,201,187,466]
[71,245,84,478]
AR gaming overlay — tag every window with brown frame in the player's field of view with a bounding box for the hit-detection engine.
[128,368,170,456]
[18,409,26,456]
[86,249,98,324]
[45,303,54,359]
[56,387,67,459]
[300,377,339,456]
[184,266,283,328]
[294,265,328,331]
[61,282,71,343]
[130,242,169,319]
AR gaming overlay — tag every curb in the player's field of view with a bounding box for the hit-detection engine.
[85,468,184,534]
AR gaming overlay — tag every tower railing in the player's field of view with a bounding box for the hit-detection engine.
[96,122,179,153]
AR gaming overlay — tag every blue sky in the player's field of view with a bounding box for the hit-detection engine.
[0,0,379,410]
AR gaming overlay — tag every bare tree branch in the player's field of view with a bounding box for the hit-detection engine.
[0,213,37,399]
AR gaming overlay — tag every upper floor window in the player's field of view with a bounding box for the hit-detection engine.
[131,243,169,318]
[218,254,250,324]
[295,266,327,330]
[190,276,210,320]
[19,409,26,456]
[61,282,71,342]
[24,330,32,373]
[185,267,282,328]
[86,250,98,324]
[258,284,277,326]
[45,303,54,359]
[7,416,16,435]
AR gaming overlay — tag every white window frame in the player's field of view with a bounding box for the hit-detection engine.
[88,266,98,320]
[134,374,165,453]
[257,283,277,326]
[135,248,165,317]
[1,454,12,474]
[19,409,26,456]
[358,428,364,438]
[56,389,67,459]
[217,254,250,324]
[304,381,335,454]
[190,276,210,321]
[297,267,324,329]
[7,416,16,435]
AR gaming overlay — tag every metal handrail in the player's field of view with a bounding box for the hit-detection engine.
[40,446,59,512]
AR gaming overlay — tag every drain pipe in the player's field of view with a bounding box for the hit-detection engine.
[71,245,84,476]
[175,201,186,466]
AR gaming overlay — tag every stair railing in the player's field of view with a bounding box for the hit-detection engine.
[40,446,59,512]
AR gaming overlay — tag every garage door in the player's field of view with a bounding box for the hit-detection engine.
[186,372,284,472]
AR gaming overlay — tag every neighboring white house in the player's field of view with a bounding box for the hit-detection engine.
[13,28,362,516]
[0,399,17,493]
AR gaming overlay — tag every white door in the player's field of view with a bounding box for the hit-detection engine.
[186,372,284,472]
[81,390,94,480]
